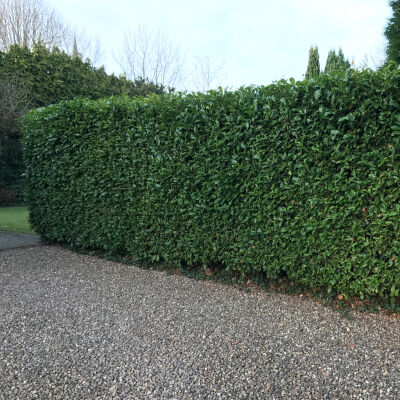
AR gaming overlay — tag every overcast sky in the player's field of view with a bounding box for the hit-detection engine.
[48,0,391,90]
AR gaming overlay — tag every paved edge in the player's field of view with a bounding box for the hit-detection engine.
[0,231,41,251]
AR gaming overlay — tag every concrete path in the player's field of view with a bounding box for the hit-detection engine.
[0,231,41,251]
[0,245,399,399]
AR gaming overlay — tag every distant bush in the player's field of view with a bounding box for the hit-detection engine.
[0,135,23,202]
[0,189,16,206]
[21,67,400,301]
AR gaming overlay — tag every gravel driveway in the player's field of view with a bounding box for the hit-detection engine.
[0,246,399,399]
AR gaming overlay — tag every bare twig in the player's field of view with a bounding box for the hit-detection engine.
[190,55,225,92]
[115,25,185,88]
[0,0,103,64]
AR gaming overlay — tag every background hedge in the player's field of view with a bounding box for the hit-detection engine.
[22,67,400,300]
[0,43,166,108]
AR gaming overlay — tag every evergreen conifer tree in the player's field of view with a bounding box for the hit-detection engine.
[305,46,320,80]
[324,48,350,74]
[72,37,79,58]
[385,0,400,64]
[324,50,337,74]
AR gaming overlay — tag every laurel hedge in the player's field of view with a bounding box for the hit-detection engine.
[21,67,400,300]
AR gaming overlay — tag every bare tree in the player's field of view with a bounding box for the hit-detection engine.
[116,26,185,88]
[358,43,387,71]
[0,0,70,51]
[190,55,225,92]
[0,73,30,137]
[0,0,103,64]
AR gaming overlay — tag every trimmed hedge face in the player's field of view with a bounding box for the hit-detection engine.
[22,68,400,300]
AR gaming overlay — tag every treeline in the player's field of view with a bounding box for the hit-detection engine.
[305,47,351,80]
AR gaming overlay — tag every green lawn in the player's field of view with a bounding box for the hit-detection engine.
[0,207,35,234]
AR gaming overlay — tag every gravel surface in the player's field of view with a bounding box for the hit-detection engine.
[0,246,399,399]
[0,231,41,251]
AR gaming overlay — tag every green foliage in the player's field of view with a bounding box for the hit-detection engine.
[21,67,400,301]
[385,0,400,64]
[305,46,320,80]
[324,48,351,75]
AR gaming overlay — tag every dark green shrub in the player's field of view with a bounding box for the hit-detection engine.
[21,67,400,301]
[0,189,16,206]
[0,73,29,202]
[0,135,23,201]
